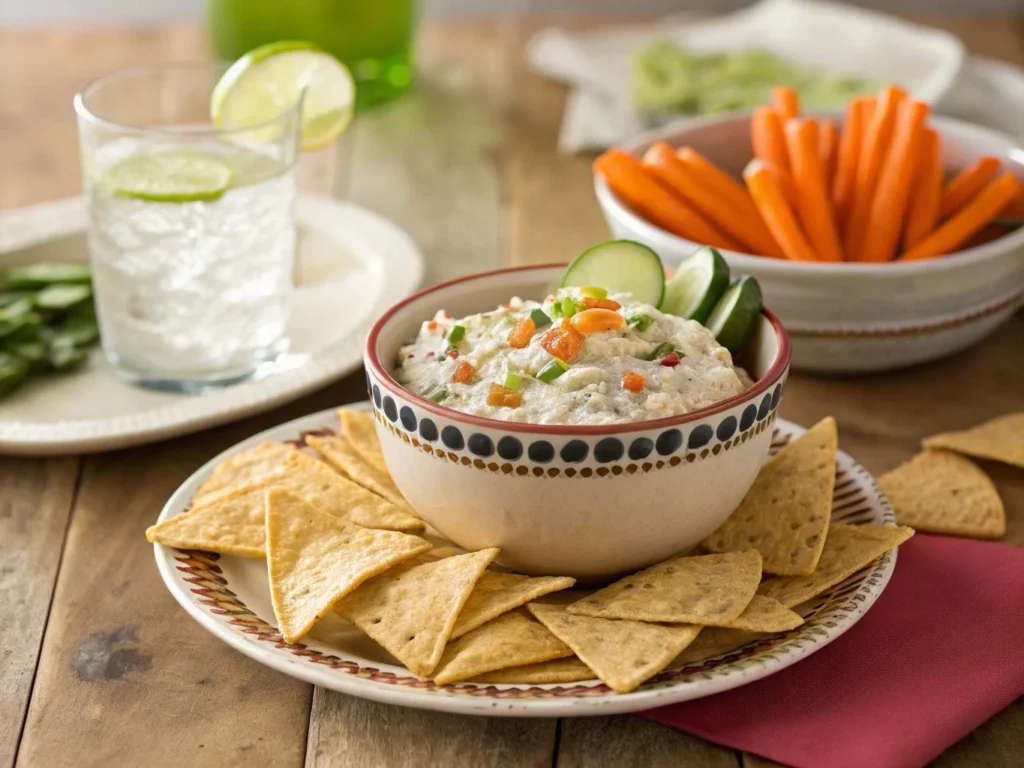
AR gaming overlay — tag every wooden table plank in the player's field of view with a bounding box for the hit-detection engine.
[556,716,737,768]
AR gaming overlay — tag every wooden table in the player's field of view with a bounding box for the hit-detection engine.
[2,14,1022,768]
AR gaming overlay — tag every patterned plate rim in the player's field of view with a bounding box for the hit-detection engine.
[153,404,897,717]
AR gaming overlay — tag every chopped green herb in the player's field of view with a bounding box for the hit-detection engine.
[530,308,552,328]
[627,313,654,332]
[537,357,570,383]
[550,300,563,319]
[560,297,577,318]
[447,325,466,345]
[644,341,676,361]
[428,389,449,403]
[503,371,523,391]
[579,286,608,299]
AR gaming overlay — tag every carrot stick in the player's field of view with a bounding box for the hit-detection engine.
[743,159,818,262]
[860,100,930,263]
[832,96,875,237]
[785,119,843,262]
[901,172,1022,261]
[939,156,1001,219]
[903,128,943,249]
[771,86,800,122]
[751,106,790,174]
[593,149,742,251]
[844,86,907,260]
[1001,189,1024,220]
[819,119,839,189]
[643,143,784,258]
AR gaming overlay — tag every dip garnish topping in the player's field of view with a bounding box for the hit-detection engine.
[536,357,570,383]
[570,308,626,334]
[580,297,622,311]
[428,388,448,403]
[627,313,654,332]
[503,372,523,391]
[529,308,553,328]
[622,371,645,393]
[451,361,476,383]
[540,321,585,363]
[507,316,536,349]
[486,382,522,408]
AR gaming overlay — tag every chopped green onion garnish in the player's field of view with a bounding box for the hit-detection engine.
[448,325,466,345]
[428,389,449,403]
[644,342,675,361]
[530,308,552,328]
[503,371,523,391]
[627,314,654,332]
[579,286,608,299]
[550,301,562,319]
[561,297,577,318]
[575,301,588,314]
[537,357,570,382]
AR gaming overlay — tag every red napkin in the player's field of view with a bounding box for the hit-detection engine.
[641,534,1024,768]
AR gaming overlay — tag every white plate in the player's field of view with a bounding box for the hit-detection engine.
[153,404,898,717]
[0,196,423,455]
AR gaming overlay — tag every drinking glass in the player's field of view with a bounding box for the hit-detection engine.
[75,63,301,392]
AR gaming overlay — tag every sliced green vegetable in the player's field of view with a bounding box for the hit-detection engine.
[0,352,31,397]
[705,276,764,355]
[579,286,608,299]
[560,297,577,318]
[4,339,47,367]
[447,324,466,345]
[0,291,33,309]
[550,300,563,319]
[530,308,552,328]
[503,371,523,391]
[627,313,654,332]
[537,357,570,383]
[0,298,34,320]
[644,342,676,361]
[428,389,449,403]
[561,240,666,307]
[55,311,100,346]
[660,247,730,323]
[4,263,92,290]
[35,284,92,310]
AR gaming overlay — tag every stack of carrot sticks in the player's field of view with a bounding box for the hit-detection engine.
[594,85,1024,263]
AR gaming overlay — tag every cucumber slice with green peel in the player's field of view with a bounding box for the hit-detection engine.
[660,247,730,323]
[561,240,666,307]
[705,276,764,355]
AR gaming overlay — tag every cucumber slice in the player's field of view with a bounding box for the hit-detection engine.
[660,247,730,323]
[561,240,665,307]
[705,276,764,355]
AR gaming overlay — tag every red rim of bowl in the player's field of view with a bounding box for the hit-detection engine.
[365,264,792,436]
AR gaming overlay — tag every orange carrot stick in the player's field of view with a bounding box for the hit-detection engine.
[771,86,800,122]
[901,172,1022,261]
[594,149,742,251]
[903,128,943,249]
[1002,189,1024,219]
[743,159,818,262]
[674,147,761,214]
[643,143,784,258]
[785,119,843,262]
[752,106,790,174]
[939,156,1001,219]
[832,96,875,237]
[819,119,839,189]
[844,86,907,260]
[860,100,930,263]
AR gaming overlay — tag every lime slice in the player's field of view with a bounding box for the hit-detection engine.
[561,240,666,307]
[107,151,234,202]
[705,276,764,354]
[211,40,355,151]
[660,247,731,324]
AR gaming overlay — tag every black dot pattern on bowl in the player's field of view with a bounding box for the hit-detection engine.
[716,416,737,442]
[441,426,464,451]
[399,406,417,432]
[381,397,397,423]
[560,440,589,463]
[467,434,494,458]
[372,385,382,409]
[629,437,654,460]
[419,418,438,443]
[497,436,523,461]
[528,441,555,464]
[655,429,682,456]
[688,425,713,449]
[740,404,757,431]
[594,438,624,463]
[757,394,772,421]
[771,383,783,410]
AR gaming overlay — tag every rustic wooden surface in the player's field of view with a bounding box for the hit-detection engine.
[0,13,1022,768]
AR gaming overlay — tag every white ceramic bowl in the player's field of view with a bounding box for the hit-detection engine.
[364,265,791,581]
[595,113,1024,374]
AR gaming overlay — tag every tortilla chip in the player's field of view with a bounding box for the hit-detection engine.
[451,572,577,640]
[566,550,762,624]
[194,441,292,501]
[306,434,413,513]
[718,595,803,632]
[472,657,595,685]
[878,450,1005,539]
[266,490,430,643]
[923,413,1024,469]
[528,603,701,694]
[145,493,267,557]
[339,409,390,474]
[335,548,498,678]
[703,416,837,575]
[671,627,766,668]
[431,610,573,685]
[758,523,915,608]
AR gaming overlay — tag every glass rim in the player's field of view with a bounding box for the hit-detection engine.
[74,60,304,138]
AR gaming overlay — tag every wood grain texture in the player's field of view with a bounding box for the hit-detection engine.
[557,716,738,768]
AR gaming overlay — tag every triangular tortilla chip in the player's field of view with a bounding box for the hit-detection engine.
[670,627,765,668]
[451,572,576,640]
[757,523,915,608]
[472,657,595,685]
[923,413,1024,469]
[335,548,498,678]
[266,490,430,643]
[703,416,837,575]
[878,450,1005,539]
[431,610,573,685]
[718,595,803,632]
[566,550,762,624]
[195,441,292,501]
[529,603,701,694]
[339,409,390,474]
[307,434,413,513]
[145,494,267,557]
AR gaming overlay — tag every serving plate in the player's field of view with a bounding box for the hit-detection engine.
[0,196,424,455]
[153,403,898,717]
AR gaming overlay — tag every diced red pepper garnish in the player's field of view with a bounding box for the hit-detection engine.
[581,297,622,311]
[659,352,681,367]
[427,321,438,331]
[507,316,536,349]
[443,312,452,319]
[570,308,626,334]
[451,360,475,383]
[447,349,459,359]
[486,383,522,408]
[541,320,585,363]
[622,371,645,392]
[426,351,435,357]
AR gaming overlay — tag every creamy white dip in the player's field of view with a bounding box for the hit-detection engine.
[395,289,751,426]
